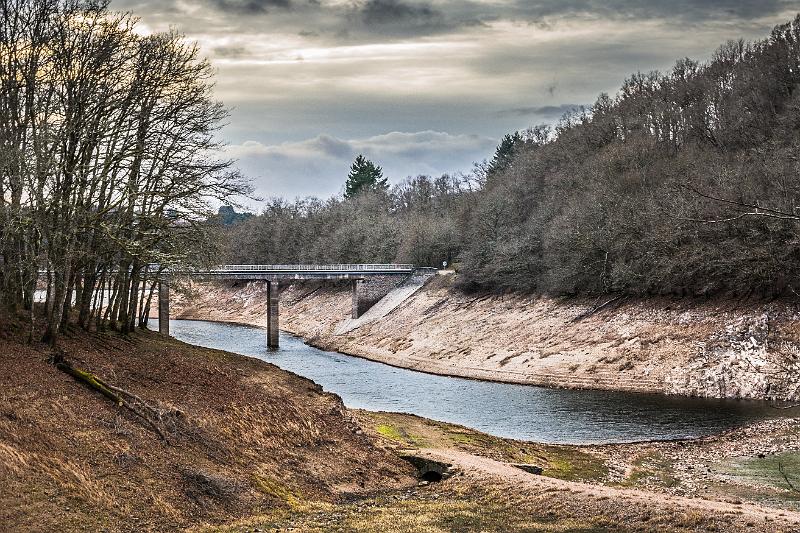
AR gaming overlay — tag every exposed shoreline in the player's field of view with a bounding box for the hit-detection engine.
[164,316,796,429]
[4,315,799,532]
[167,276,800,401]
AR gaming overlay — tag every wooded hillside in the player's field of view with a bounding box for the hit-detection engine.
[227,15,800,297]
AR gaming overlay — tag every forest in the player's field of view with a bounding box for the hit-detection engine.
[225,14,800,298]
[0,0,248,343]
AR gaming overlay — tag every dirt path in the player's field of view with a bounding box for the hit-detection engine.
[418,447,800,529]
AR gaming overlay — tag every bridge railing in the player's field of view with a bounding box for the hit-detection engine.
[203,264,416,272]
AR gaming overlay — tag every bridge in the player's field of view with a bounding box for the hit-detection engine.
[158,264,421,348]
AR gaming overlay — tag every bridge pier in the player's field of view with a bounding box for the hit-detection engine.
[351,279,362,319]
[266,281,279,349]
[158,278,170,336]
[170,265,416,346]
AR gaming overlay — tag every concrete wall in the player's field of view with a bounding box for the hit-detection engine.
[351,275,408,318]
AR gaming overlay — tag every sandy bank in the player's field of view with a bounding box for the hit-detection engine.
[169,276,800,401]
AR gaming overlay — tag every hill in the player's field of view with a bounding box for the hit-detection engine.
[0,319,414,532]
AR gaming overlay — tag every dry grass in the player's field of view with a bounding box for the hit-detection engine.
[201,483,612,533]
[355,410,609,483]
[0,323,415,532]
[201,477,795,533]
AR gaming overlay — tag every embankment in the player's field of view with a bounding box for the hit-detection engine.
[0,319,414,532]
[170,275,800,401]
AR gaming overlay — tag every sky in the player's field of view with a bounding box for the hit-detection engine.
[109,0,799,203]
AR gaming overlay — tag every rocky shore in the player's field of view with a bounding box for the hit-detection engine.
[169,275,800,401]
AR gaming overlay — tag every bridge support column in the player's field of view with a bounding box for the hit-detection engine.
[158,278,170,336]
[266,281,279,349]
[351,279,362,319]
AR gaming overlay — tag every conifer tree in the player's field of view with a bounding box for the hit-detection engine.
[486,132,523,178]
[344,155,388,198]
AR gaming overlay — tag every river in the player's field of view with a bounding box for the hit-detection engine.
[155,319,795,444]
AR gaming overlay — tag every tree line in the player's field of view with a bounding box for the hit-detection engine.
[0,0,248,344]
[226,14,800,298]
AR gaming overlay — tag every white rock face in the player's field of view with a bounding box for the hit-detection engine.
[666,313,800,400]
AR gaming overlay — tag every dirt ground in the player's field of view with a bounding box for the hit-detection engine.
[354,410,800,511]
[4,313,800,532]
[204,411,800,532]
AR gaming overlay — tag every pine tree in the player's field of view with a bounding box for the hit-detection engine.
[487,132,523,178]
[344,154,388,198]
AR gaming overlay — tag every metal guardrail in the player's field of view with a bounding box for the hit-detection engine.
[205,264,415,272]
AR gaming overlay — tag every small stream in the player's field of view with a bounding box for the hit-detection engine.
[156,319,796,444]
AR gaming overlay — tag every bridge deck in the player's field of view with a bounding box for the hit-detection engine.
[185,264,416,280]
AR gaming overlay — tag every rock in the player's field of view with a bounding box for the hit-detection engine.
[511,463,544,475]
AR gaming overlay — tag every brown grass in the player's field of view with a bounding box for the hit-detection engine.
[0,321,414,532]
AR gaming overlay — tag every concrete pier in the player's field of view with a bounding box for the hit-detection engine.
[267,281,279,349]
[351,279,362,318]
[158,278,170,336]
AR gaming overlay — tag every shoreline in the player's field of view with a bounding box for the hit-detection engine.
[5,316,799,531]
[161,316,800,453]
[166,315,792,407]
[165,277,800,401]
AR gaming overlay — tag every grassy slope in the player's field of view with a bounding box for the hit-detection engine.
[200,411,800,532]
[0,318,414,532]
[4,315,800,533]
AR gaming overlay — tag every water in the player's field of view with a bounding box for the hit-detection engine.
[156,319,795,444]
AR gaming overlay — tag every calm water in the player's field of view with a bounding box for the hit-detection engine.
[156,319,795,444]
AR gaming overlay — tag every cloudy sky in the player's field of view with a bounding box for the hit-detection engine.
[110,0,797,202]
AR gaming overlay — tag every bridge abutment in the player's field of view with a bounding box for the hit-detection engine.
[351,276,407,318]
[267,281,279,349]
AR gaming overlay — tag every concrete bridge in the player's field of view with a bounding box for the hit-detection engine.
[158,264,421,348]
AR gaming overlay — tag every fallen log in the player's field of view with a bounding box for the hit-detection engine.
[55,362,124,406]
[54,358,174,443]
[570,295,627,323]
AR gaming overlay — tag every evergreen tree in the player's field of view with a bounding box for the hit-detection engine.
[486,132,523,178]
[344,155,388,198]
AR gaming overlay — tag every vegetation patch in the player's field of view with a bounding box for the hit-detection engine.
[375,422,428,447]
[539,449,609,483]
[252,473,302,509]
[356,411,609,483]
[618,452,680,489]
[201,484,615,533]
[721,452,800,506]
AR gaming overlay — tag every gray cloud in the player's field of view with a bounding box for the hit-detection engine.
[360,0,439,25]
[212,45,248,58]
[225,131,497,199]
[109,0,799,199]
[502,0,794,25]
[497,104,584,119]
[114,0,797,43]
[351,0,468,36]
[206,0,293,15]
